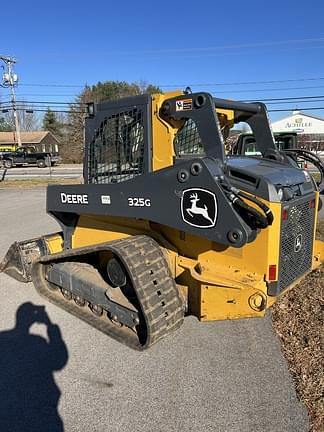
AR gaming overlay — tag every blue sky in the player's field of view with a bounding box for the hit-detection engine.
[1,0,324,121]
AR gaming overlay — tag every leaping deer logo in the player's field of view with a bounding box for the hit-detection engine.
[186,192,214,224]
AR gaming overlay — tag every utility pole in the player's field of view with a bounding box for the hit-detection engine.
[0,56,22,147]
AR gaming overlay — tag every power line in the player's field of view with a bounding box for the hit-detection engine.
[0,100,87,106]
[211,85,324,94]
[9,36,324,59]
[2,93,324,115]
[159,77,324,88]
[17,76,324,89]
[242,95,324,102]
[19,83,85,88]
[264,99,324,105]
[6,102,324,111]
[14,93,79,97]
[0,107,85,114]
[2,105,324,115]
[10,85,324,98]
[2,96,324,107]
[1,95,324,106]
[1,107,86,113]
[141,37,324,53]
[2,98,324,111]
[268,107,324,112]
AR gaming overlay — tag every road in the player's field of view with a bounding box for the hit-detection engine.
[2,160,323,181]
[0,189,310,432]
[3,164,83,179]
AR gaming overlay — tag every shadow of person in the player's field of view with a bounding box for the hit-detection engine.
[0,302,68,432]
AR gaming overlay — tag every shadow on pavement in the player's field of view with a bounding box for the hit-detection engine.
[0,302,68,432]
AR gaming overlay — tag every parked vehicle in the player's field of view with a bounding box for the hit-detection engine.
[231,132,298,156]
[0,146,60,168]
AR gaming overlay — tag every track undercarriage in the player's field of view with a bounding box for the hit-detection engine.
[2,235,184,350]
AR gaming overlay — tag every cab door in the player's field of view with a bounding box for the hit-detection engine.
[13,148,26,164]
[24,147,36,164]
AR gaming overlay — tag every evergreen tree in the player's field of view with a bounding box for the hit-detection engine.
[0,117,13,132]
[42,108,63,137]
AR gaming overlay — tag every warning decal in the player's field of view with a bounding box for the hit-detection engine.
[176,98,193,112]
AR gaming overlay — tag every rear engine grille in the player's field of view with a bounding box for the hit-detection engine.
[278,197,315,292]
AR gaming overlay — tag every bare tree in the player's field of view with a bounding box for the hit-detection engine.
[298,133,324,152]
[0,102,40,131]
[19,105,40,131]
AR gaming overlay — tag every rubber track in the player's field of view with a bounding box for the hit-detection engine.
[31,235,184,350]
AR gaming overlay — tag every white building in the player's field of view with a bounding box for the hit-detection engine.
[272,111,324,134]
[271,111,324,151]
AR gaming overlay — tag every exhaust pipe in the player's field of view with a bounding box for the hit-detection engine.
[0,237,50,282]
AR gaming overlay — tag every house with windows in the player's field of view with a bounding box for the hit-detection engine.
[0,131,60,153]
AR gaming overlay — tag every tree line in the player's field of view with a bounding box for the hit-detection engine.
[0,80,162,163]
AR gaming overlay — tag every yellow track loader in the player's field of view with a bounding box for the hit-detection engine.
[1,90,323,350]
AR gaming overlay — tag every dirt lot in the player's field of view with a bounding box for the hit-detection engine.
[272,220,324,432]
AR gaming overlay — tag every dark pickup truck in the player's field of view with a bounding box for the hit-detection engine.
[0,146,60,168]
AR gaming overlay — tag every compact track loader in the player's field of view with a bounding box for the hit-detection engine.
[1,90,324,350]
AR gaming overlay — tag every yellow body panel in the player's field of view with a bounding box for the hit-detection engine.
[313,239,324,264]
[46,233,64,254]
[200,285,266,320]
[216,108,235,128]
[311,192,324,267]
[71,215,151,248]
[151,91,183,171]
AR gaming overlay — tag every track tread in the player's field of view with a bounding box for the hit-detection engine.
[31,235,184,350]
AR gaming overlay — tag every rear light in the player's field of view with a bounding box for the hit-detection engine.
[282,209,289,220]
[309,199,316,209]
[269,265,277,281]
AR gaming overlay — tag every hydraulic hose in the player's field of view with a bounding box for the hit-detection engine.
[231,196,268,229]
[284,148,324,191]
[237,190,274,226]
[219,177,273,230]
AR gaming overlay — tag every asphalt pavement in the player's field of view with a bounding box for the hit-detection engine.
[0,189,310,432]
[3,164,83,179]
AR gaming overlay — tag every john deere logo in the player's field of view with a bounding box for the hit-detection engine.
[294,234,303,253]
[181,188,217,228]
